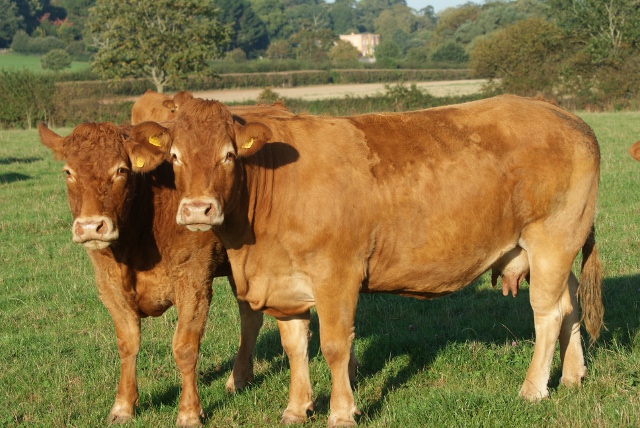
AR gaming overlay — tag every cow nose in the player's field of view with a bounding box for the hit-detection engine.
[177,198,223,230]
[72,216,118,248]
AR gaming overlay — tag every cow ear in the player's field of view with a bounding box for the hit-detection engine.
[38,122,65,160]
[629,141,640,161]
[234,121,272,158]
[126,121,172,172]
[161,99,177,112]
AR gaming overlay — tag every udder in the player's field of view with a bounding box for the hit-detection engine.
[491,247,529,297]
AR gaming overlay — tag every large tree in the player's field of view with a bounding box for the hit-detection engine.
[0,0,24,48]
[216,0,269,58]
[86,0,230,93]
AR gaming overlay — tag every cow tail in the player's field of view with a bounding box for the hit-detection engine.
[578,225,604,344]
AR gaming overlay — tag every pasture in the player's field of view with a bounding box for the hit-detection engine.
[0,110,638,427]
[0,52,90,73]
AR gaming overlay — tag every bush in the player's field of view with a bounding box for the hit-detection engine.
[431,41,469,64]
[469,18,566,97]
[0,70,55,129]
[41,49,73,71]
[11,31,66,55]
[10,30,30,53]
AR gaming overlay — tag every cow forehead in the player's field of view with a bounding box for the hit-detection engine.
[172,99,236,155]
[62,123,129,174]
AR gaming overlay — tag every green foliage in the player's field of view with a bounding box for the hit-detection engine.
[431,41,468,63]
[266,39,294,60]
[40,48,72,71]
[374,39,401,68]
[10,30,66,54]
[216,0,269,59]
[469,17,566,96]
[256,87,281,103]
[328,40,361,67]
[0,0,24,48]
[0,69,55,129]
[86,0,231,93]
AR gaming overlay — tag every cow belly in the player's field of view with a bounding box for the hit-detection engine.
[239,272,316,318]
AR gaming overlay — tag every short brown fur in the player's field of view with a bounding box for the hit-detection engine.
[157,95,603,426]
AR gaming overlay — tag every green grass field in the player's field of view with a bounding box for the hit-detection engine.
[0,111,638,427]
[0,52,90,73]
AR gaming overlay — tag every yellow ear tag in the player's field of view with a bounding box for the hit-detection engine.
[148,136,162,147]
[134,157,145,168]
[242,138,254,149]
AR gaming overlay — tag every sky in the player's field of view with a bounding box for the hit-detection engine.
[406,0,474,13]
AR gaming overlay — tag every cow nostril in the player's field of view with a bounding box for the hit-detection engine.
[204,204,212,216]
[95,220,106,234]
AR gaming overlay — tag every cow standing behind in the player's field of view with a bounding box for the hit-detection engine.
[131,89,195,125]
[132,95,603,426]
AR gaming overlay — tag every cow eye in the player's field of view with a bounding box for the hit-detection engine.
[225,151,236,162]
[170,151,182,166]
[117,167,129,176]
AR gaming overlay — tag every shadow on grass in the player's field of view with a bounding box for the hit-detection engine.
[0,156,42,165]
[201,272,640,421]
[0,172,30,184]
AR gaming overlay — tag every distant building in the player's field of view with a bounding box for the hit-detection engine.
[339,32,380,58]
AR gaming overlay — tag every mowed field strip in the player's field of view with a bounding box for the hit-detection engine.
[147,79,487,103]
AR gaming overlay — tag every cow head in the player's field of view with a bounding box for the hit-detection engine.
[39,122,170,250]
[164,99,271,231]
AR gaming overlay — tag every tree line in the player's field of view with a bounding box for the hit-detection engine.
[2,0,640,109]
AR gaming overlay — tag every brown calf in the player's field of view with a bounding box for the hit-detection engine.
[134,95,603,426]
[39,120,265,427]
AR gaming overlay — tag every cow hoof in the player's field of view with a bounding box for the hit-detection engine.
[225,374,252,393]
[176,410,203,428]
[560,374,583,388]
[107,402,134,424]
[107,411,133,425]
[518,382,549,402]
[327,414,357,427]
[281,408,307,425]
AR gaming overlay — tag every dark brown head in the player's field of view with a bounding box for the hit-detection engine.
[39,122,170,249]
[164,99,272,231]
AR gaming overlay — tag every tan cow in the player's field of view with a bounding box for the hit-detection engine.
[131,95,603,427]
[629,141,640,161]
[131,89,195,124]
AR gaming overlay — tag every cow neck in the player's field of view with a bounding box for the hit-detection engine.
[111,171,155,263]
[218,147,276,250]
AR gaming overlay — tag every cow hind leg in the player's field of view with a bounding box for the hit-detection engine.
[226,298,264,392]
[519,228,583,401]
[558,272,587,387]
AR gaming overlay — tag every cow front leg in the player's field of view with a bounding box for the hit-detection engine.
[277,313,313,424]
[105,309,141,424]
[173,285,212,427]
[225,298,264,392]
